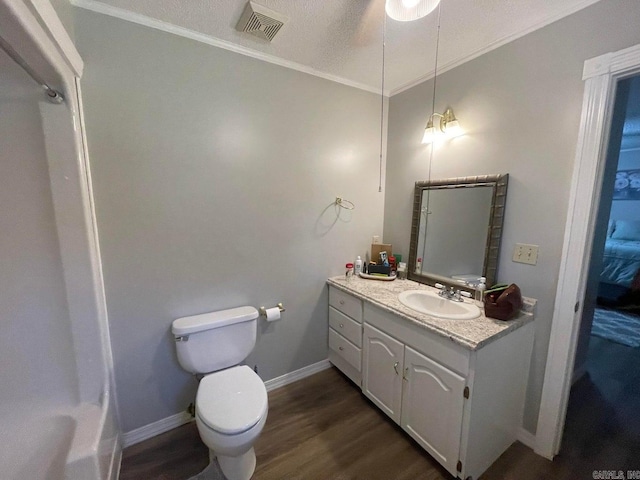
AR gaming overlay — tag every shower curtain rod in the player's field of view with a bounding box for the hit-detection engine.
[0,34,64,104]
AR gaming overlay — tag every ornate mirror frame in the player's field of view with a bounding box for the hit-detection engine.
[408,174,509,290]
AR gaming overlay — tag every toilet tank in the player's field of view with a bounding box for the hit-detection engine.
[172,306,259,374]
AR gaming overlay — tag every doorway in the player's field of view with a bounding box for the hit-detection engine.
[536,43,640,460]
[555,74,640,475]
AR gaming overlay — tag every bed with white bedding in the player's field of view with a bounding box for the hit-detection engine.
[600,220,640,288]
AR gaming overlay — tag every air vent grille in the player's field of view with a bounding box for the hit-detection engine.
[236,2,288,42]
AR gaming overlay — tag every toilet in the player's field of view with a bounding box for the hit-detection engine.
[172,306,268,480]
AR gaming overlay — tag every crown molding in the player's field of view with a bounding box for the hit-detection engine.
[71,0,389,96]
[390,0,603,96]
[72,0,602,98]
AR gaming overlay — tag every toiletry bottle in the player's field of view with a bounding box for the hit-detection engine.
[354,256,363,276]
[415,257,422,274]
[475,277,486,306]
[389,256,396,275]
[346,263,354,283]
[397,262,407,280]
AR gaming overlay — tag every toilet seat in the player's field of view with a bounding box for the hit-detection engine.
[196,365,268,435]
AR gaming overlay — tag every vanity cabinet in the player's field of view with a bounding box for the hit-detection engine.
[363,321,465,476]
[363,302,533,479]
[401,345,466,473]
[328,286,363,386]
[362,324,404,422]
[327,284,535,480]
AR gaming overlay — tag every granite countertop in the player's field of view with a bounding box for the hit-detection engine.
[327,276,536,351]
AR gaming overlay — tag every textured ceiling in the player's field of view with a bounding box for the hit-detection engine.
[73,0,603,94]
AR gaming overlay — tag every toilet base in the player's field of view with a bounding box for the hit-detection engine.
[215,447,256,480]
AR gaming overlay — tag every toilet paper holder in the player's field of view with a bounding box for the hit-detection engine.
[259,303,285,316]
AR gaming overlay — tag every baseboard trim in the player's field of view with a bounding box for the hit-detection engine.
[121,359,331,447]
[264,359,332,392]
[122,411,193,448]
[517,427,537,450]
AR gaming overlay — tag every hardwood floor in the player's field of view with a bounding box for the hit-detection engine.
[482,335,640,480]
[121,344,640,480]
[253,369,448,480]
[119,420,208,480]
[120,367,449,480]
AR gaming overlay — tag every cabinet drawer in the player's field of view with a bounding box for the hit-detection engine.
[329,307,362,347]
[329,328,361,371]
[329,287,362,322]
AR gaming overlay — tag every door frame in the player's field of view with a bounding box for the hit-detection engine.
[535,43,640,459]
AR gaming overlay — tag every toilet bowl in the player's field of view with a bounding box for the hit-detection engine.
[172,306,268,480]
[195,365,268,480]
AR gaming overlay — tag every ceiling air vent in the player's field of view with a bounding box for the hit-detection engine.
[236,1,288,42]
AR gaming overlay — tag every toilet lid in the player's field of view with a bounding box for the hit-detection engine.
[196,365,268,435]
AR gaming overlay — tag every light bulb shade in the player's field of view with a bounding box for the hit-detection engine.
[385,0,441,21]
[422,125,438,144]
[441,108,463,138]
[444,119,463,138]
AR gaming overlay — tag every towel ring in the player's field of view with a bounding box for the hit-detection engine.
[335,197,355,210]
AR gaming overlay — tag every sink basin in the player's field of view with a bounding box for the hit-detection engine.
[398,290,481,320]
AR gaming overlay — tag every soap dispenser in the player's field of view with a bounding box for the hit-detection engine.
[354,256,363,276]
[475,277,486,306]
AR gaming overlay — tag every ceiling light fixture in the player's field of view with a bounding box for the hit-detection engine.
[385,0,441,22]
[421,107,463,144]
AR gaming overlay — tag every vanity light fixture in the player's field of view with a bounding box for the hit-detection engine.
[385,0,441,21]
[421,107,463,144]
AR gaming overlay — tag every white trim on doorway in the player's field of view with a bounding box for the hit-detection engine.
[535,43,640,460]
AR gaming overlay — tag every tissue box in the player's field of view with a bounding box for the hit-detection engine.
[367,264,391,275]
[371,243,392,264]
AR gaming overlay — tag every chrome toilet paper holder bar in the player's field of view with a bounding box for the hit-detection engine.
[259,303,285,316]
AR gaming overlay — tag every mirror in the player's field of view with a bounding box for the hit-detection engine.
[408,174,509,289]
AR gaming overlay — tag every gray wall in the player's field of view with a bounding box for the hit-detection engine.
[75,9,385,432]
[0,49,78,410]
[383,0,640,433]
[50,0,75,41]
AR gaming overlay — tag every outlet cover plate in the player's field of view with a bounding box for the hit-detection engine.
[513,243,539,265]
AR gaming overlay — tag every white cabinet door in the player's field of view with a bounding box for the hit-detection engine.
[363,323,404,423]
[401,346,465,477]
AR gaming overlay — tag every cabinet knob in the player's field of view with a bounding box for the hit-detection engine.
[393,361,399,375]
[339,300,345,305]
[339,346,344,351]
[339,323,344,328]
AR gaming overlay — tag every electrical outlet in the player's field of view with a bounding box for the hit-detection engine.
[513,243,539,265]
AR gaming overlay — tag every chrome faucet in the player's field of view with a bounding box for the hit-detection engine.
[435,283,467,302]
